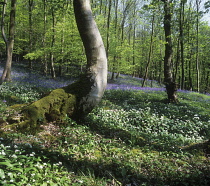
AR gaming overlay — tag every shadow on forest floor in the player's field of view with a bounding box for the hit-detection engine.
[1,132,210,186]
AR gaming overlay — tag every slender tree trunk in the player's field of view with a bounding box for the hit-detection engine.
[174,38,180,81]
[115,0,133,79]
[59,16,65,77]
[50,8,56,79]
[186,3,193,90]
[111,0,118,80]
[99,0,103,14]
[1,0,7,44]
[180,0,185,90]
[205,71,209,93]
[28,0,33,69]
[162,0,178,103]
[195,0,201,92]
[159,35,164,84]
[142,14,155,87]
[132,2,137,77]
[106,0,112,57]
[42,0,48,75]
[0,0,17,85]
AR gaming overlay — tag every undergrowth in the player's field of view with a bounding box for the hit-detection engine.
[0,76,210,185]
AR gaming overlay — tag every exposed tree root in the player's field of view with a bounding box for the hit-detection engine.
[1,87,76,134]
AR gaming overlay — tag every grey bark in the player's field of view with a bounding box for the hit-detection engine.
[2,0,107,130]
[0,0,17,84]
[71,0,107,120]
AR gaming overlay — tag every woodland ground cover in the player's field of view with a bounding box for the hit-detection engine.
[0,65,210,185]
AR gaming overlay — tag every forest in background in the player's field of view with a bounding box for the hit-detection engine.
[0,0,210,93]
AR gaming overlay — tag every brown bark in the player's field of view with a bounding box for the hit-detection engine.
[106,0,112,57]
[162,0,178,103]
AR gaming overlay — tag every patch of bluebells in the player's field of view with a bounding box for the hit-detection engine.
[0,65,210,96]
[107,83,166,92]
[0,65,74,89]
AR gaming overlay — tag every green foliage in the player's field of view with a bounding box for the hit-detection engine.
[1,82,210,185]
[90,90,210,149]
[0,139,74,185]
[1,0,208,92]
[0,83,42,105]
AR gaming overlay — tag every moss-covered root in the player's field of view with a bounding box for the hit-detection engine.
[5,88,76,133]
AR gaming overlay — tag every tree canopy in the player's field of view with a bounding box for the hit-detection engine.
[0,0,209,93]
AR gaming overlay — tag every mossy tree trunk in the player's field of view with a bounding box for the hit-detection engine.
[3,0,107,132]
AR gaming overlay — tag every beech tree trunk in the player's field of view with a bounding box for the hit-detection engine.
[71,0,107,120]
[2,0,107,132]
[0,0,17,84]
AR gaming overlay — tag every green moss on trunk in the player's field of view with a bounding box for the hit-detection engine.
[3,88,76,133]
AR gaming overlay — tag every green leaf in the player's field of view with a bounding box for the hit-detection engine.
[0,161,13,168]
[24,167,38,173]
[41,183,48,186]
[0,169,5,179]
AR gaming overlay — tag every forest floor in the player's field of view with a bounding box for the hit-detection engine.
[0,64,210,185]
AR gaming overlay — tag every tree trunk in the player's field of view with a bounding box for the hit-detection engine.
[3,0,107,132]
[162,0,178,103]
[28,0,33,69]
[72,0,107,117]
[132,3,137,77]
[50,8,56,79]
[42,0,48,76]
[106,0,112,57]
[142,13,155,87]
[111,0,119,80]
[0,0,16,84]
[1,0,7,45]
[180,0,185,90]
[195,0,201,92]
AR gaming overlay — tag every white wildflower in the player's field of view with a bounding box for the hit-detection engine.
[0,151,6,155]
[8,172,12,176]
[11,154,17,158]
[77,180,83,183]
